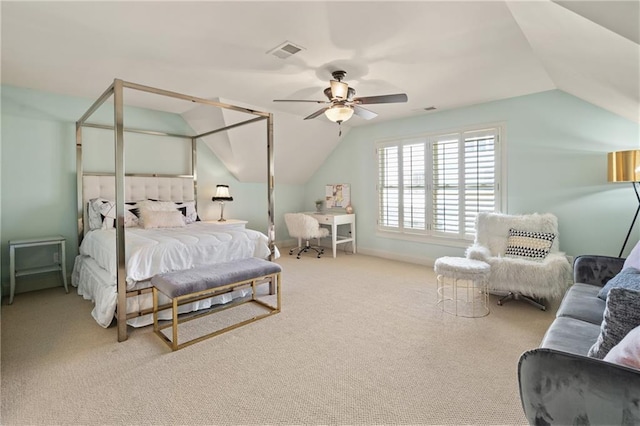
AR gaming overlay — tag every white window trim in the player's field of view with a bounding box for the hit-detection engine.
[375,122,507,245]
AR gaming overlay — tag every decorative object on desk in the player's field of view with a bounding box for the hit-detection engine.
[212,184,233,222]
[346,204,354,214]
[315,199,324,212]
[608,150,640,257]
[325,183,351,208]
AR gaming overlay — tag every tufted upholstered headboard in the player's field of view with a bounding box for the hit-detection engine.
[82,175,195,203]
[80,174,196,236]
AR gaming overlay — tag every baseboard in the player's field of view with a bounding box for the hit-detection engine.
[356,247,436,267]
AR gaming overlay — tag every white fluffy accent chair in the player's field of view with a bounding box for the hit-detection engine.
[465,212,572,310]
[284,213,330,259]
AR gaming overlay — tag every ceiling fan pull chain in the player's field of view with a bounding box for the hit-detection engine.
[338,122,342,137]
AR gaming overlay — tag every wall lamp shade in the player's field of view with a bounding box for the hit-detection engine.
[212,185,233,221]
[325,104,354,123]
[608,150,640,257]
[608,150,640,182]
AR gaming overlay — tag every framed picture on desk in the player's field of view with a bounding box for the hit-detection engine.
[325,183,350,209]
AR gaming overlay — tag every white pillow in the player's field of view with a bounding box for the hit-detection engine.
[624,240,640,270]
[140,209,185,229]
[603,324,640,370]
[137,200,179,212]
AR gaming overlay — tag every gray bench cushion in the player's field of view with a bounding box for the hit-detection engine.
[555,283,606,325]
[151,258,281,298]
[540,316,602,356]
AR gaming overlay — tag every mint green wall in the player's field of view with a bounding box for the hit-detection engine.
[1,85,303,295]
[306,90,640,263]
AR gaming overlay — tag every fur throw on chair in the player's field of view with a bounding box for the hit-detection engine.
[466,212,572,300]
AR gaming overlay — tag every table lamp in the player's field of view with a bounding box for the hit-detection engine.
[608,150,640,257]
[212,184,233,222]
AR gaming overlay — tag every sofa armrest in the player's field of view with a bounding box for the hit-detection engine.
[518,348,640,425]
[573,255,625,287]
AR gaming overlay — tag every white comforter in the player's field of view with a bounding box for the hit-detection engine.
[79,223,275,290]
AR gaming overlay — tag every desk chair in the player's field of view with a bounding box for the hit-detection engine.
[284,213,329,259]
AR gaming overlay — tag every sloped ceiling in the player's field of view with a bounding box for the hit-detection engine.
[1,1,638,184]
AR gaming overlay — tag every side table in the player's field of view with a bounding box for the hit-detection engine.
[434,256,490,317]
[9,235,68,304]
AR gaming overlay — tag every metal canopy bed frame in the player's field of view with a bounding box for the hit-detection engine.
[76,79,275,342]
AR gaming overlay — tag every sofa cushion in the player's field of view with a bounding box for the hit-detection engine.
[540,316,602,356]
[597,267,640,300]
[588,287,640,359]
[556,283,606,325]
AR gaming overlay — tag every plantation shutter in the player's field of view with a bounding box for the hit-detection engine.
[403,143,426,230]
[378,145,399,228]
[463,130,497,236]
[432,134,460,235]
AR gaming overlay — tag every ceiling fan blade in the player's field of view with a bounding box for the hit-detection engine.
[353,105,378,120]
[273,99,328,104]
[353,93,408,105]
[303,107,329,120]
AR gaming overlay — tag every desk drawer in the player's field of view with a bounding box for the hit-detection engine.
[314,215,333,225]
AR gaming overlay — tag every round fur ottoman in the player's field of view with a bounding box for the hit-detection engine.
[434,256,490,317]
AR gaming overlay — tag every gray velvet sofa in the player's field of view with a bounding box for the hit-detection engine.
[518,255,640,425]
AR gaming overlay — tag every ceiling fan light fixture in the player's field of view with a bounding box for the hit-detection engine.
[325,104,354,123]
[330,80,349,100]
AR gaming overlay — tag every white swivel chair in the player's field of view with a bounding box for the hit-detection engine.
[466,212,572,310]
[284,213,330,259]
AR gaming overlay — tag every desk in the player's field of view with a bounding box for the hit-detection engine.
[9,235,68,304]
[307,212,356,258]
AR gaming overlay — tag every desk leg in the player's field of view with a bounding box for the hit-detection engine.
[9,246,15,304]
[351,221,356,254]
[60,241,69,293]
[332,223,337,258]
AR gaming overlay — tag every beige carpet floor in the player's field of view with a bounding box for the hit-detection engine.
[1,252,557,425]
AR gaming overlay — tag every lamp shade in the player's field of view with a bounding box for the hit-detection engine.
[608,150,640,182]
[325,104,354,123]
[212,184,233,201]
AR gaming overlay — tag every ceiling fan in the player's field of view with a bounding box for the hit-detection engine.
[273,70,408,125]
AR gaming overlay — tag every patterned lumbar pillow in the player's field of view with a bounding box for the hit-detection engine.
[504,229,556,260]
[588,287,640,359]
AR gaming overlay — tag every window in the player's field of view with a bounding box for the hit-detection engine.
[377,126,502,242]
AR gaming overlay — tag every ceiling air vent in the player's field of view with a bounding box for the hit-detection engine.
[267,41,305,59]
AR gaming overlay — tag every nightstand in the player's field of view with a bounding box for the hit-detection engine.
[203,219,248,230]
[9,235,69,304]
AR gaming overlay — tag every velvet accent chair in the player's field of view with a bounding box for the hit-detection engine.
[465,212,572,310]
[284,213,329,259]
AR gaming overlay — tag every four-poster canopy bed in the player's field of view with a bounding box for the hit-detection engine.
[73,79,275,342]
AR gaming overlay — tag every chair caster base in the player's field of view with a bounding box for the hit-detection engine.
[497,292,546,311]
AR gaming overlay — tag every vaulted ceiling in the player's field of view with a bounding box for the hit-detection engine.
[2,1,638,184]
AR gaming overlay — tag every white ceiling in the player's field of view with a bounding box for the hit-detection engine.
[2,1,638,184]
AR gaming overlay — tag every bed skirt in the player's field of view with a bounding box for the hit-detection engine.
[71,255,253,328]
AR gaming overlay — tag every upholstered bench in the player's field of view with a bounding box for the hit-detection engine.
[151,258,282,351]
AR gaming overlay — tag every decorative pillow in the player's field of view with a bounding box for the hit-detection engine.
[136,199,179,212]
[603,324,640,370]
[504,229,556,260]
[588,287,640,359]
[624,240,640,270]
[88,199,140,229]
[597,267,640,300]
[140,209,185,229]
[87,198,108,230]
[175,200,198,224]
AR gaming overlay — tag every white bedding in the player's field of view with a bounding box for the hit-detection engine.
[73,223,279,328]
[79,223,275,290]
